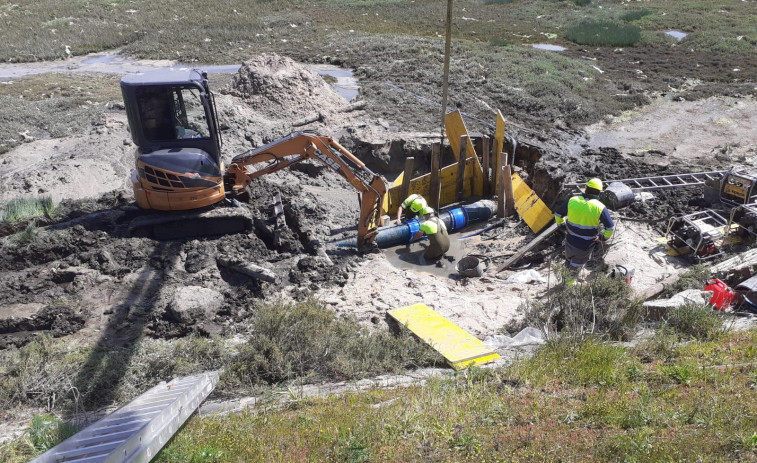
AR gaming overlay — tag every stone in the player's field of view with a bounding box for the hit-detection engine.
[165,286,224,324]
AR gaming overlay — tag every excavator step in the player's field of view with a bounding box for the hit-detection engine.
[129,205,253,240]
[566,170,727,193]
[30,372,218,463]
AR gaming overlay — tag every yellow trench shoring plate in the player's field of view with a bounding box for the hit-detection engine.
[511,172,554,233]
[389,304,500,371]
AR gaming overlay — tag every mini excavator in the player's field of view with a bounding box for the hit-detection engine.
[120,68,386,250]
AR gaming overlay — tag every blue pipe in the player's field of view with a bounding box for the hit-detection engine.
[335,200,497,248]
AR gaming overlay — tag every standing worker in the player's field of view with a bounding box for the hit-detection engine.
[395,194,428,224]
[412,206,450,261]
[554,178,615,285]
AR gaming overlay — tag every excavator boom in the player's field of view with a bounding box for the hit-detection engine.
[225,131,387,250]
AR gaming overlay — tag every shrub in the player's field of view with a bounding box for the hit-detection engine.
[621,9,653,22]
[573,0,590,6]
[662,265,710,297]
[566,21,641,47]
[514,273,644,342]
[665,303,723,340]
[483,0,516,4]
[232,300,440,385]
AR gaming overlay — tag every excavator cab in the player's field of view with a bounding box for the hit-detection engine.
[121,69,226,211]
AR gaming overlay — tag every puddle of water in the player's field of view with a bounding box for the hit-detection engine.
[311,64,359,102]
[81,54,118,65]
[383,223,488,278]
[665,30,688,40]
[531,43,567,52]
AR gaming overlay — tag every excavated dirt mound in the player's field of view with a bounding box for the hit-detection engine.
[225,54,347,119]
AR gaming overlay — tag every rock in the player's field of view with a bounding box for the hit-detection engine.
[165,286,224,324]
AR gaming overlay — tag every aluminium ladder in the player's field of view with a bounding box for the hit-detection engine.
[31,371,218,463]
[566,170,727,193]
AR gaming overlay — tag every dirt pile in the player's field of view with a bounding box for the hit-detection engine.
[225,53,346,120]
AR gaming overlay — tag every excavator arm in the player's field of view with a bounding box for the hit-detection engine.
[224,131,387,250]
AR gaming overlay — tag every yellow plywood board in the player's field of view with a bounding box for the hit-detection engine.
[389,303,500,370]
[445,110,484,196]
[382,159,477,215]
[512,173,553,233]
[392,172,405,187]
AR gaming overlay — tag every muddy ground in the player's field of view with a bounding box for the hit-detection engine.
[0,44,756,441]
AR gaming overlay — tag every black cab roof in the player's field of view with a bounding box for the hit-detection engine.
[120,68,205,87]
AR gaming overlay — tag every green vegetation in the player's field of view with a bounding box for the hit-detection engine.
[513,273,644,341]
[0,0,755,65]
[0,414,77,462]
[566,21,642,46]
[621,9,653,22]
[665,303,724,340]
[0,196,55,223]
[662,264,711,297]
[234,300,440,385]
[141,329,757,462]
[0,301,438,414]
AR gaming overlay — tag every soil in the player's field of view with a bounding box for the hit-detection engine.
[0,48,756,408]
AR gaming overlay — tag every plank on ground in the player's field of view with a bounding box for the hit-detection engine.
[389,304,500,370]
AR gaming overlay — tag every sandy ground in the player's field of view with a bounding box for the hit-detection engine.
[577,95,757,168]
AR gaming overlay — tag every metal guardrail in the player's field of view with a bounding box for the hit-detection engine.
[31,371,218,463]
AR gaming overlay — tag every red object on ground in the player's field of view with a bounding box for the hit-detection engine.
[705,278,734,310]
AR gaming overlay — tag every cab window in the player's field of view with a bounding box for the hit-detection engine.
[136,87,210,142]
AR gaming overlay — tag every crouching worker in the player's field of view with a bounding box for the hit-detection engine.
[554,178,615,285]
[395,194,428,224]
[412,206,450,261]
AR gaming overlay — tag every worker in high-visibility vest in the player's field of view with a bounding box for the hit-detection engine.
[554,178,615,284]
[411,206,450,260]
[395,193,428,224]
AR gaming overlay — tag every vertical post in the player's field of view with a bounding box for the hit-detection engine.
[482,136,491,195]
[497,165,506,219]
[504,164,515,216]
[456,135,468,202]
[439,0,454,149]
[400,156,414,202]
[430,143,441,211]
[496,151,507,201]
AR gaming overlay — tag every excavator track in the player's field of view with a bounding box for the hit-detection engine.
[128,204,253,240]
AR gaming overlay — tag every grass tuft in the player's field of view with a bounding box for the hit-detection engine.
[0,196,55,223]
[665,303,723,340]
[0,414,77,462]
[566,21,641,47]
[510,337,636,388]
